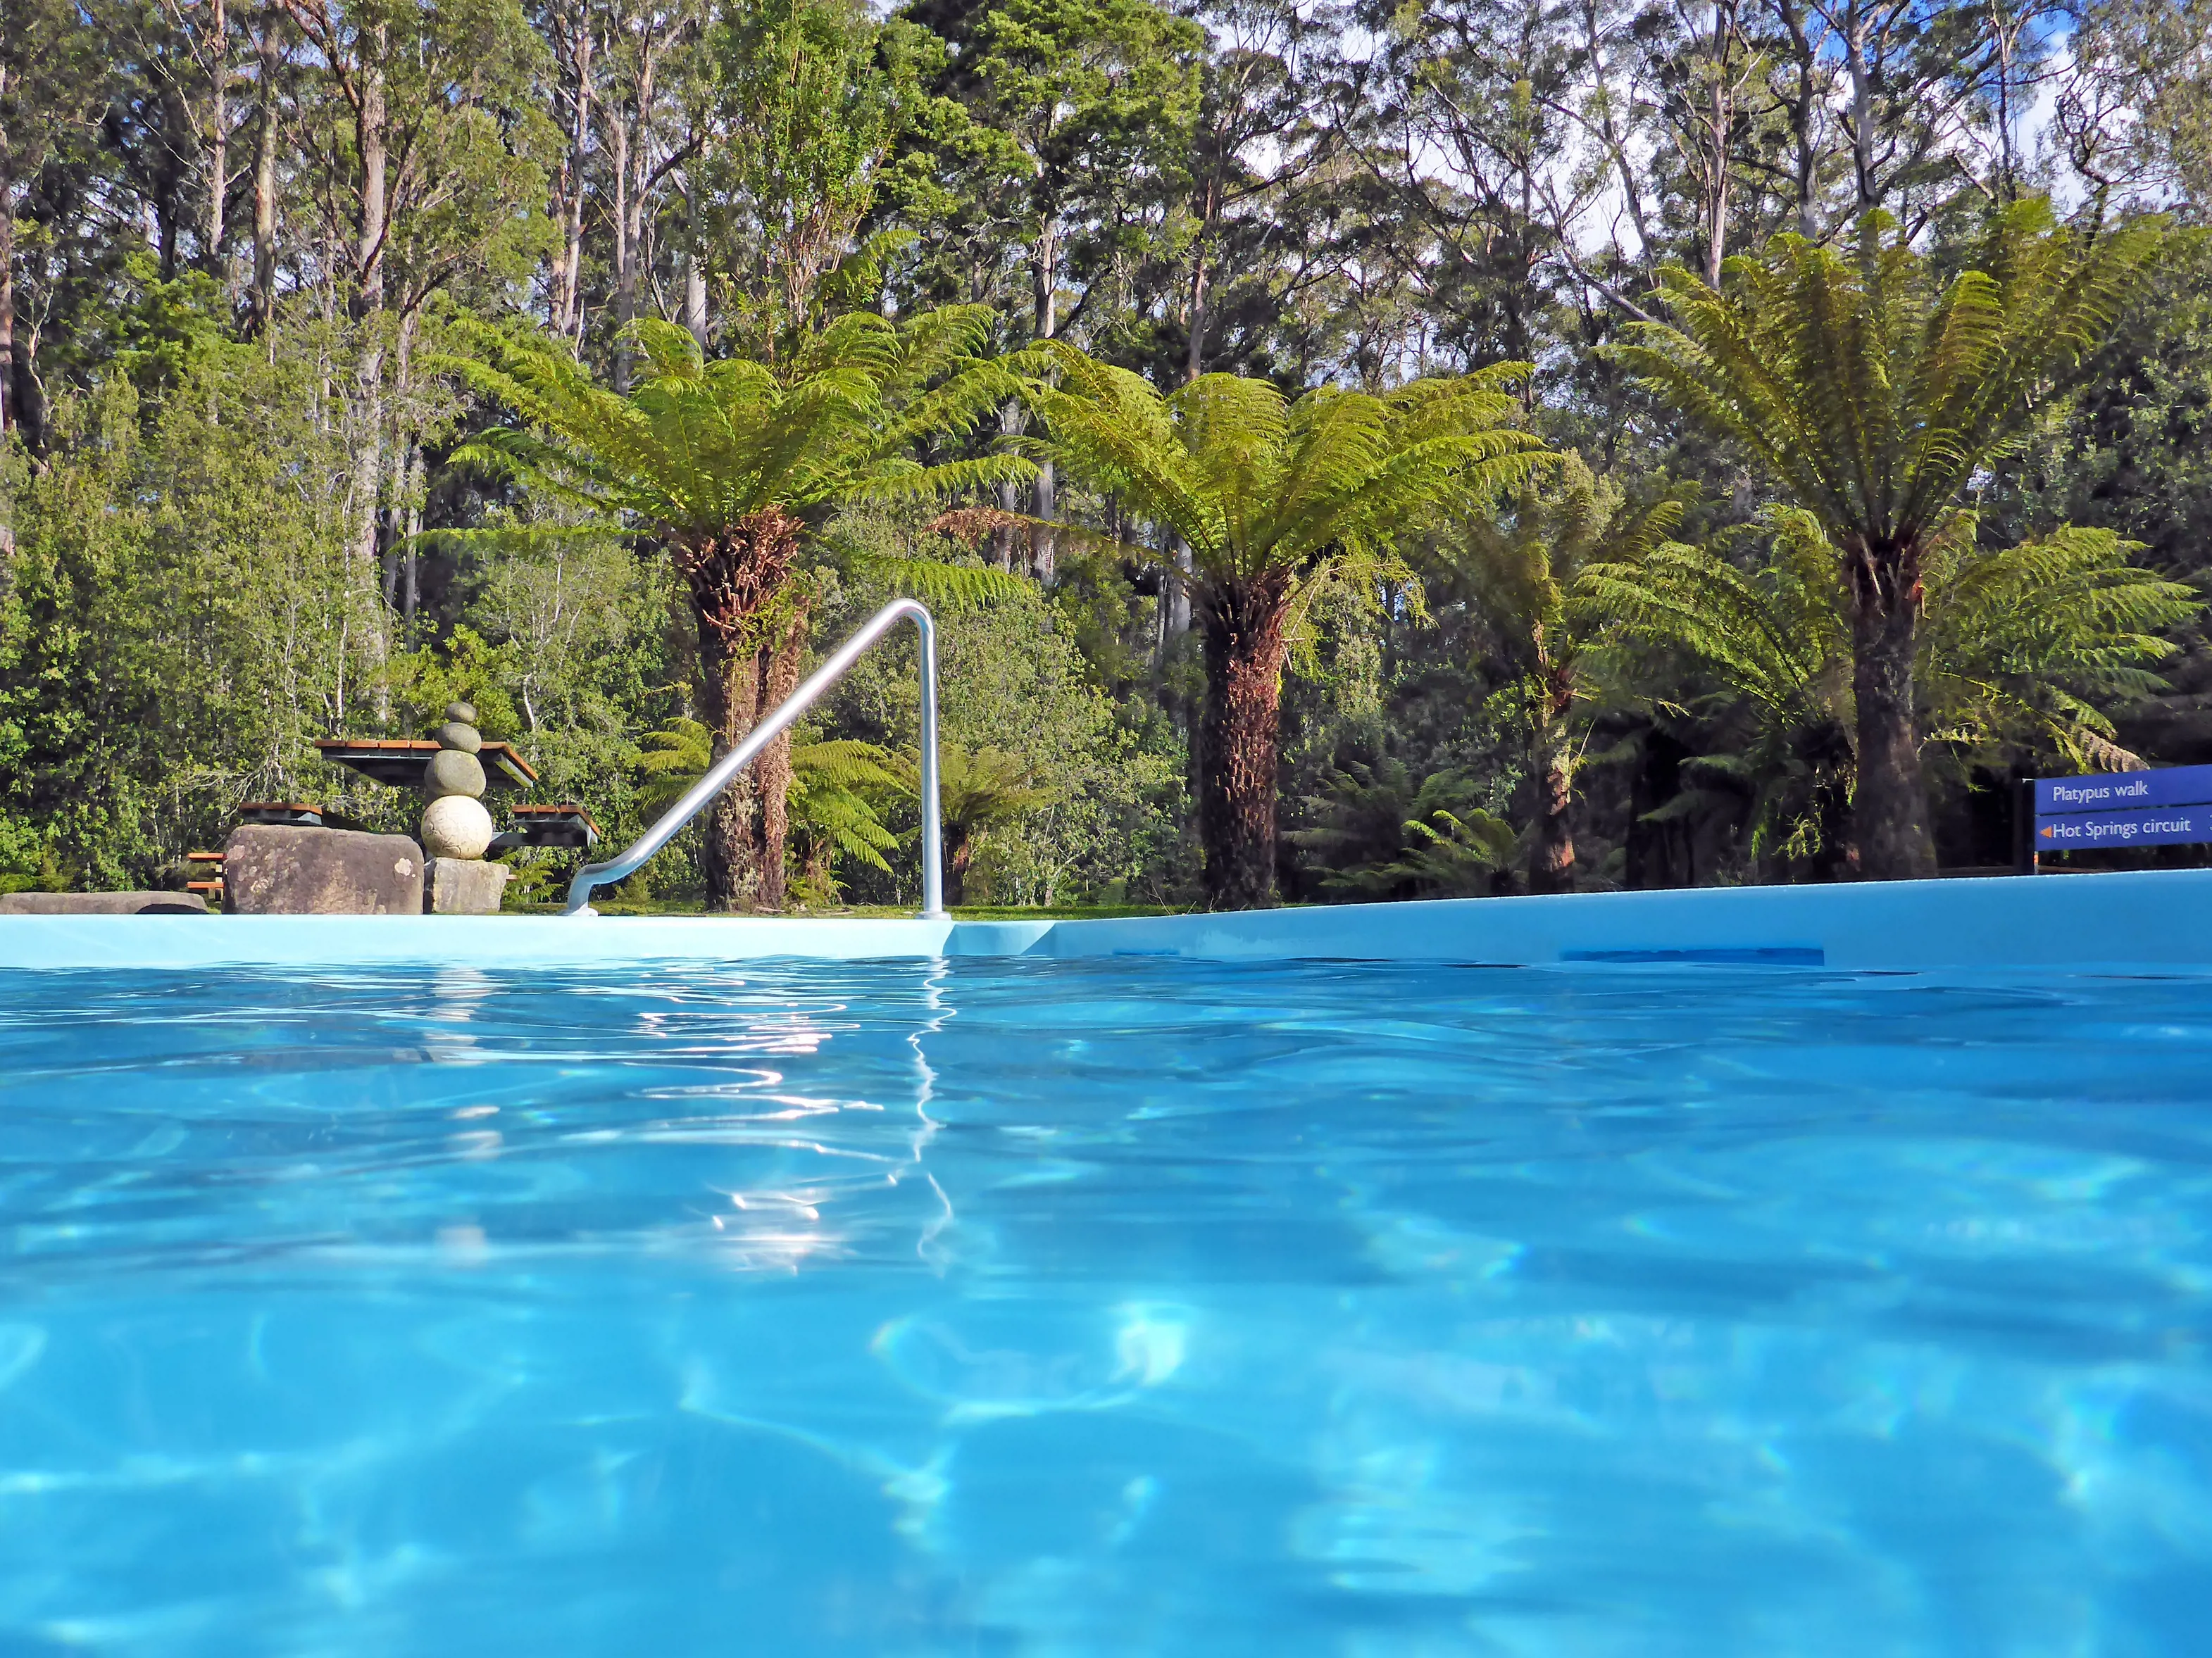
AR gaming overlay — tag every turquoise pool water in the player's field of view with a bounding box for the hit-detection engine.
[1,957,2208,1654]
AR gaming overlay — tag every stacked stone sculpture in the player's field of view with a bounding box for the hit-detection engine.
[420,701,509,913]
[420,701,494,858]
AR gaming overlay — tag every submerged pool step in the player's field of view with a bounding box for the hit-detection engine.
[1562,946,1825,966]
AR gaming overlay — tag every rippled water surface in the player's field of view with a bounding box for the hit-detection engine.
[2,957,2210,1656]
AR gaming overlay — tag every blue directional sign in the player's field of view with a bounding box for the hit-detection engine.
[2034,764,2212,815]
[2031,764,2212,864]
[2036,803,2212,850]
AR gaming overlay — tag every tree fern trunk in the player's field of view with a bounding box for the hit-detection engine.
[1802,719,1859,881]
[944,827,974,907]
[675,508,806,912]
[1530,760,1575,893]
[1528,665,1575,894]
[1848,541,1936,880]
[1196,577,1291,910]
[694,624,752,911]
[749,613,806,913]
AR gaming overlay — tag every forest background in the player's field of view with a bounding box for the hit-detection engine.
[3,0,2209,909]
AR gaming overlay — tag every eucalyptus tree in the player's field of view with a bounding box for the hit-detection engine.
[896,0,1201,577]
[706,0,906,356]
[1612,201,2164,877]
[276,0,556,680]
[1027,342,1551,907]
[441,308,1030,910]
[1177,0,1322,382]
[2056,0,2212,206]
[1,0,105,439]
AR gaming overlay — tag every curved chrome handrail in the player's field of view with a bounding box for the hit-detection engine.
[566,598,943,917]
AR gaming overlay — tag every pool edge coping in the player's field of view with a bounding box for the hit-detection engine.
[6,866,2212,972]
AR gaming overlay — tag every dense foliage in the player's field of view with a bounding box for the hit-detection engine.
[3,0,2209,907]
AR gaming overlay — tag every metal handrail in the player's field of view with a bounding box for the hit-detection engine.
[566,598,943,917]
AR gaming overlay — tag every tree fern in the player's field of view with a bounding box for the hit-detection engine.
[1290,758,1516,899]
[880,741,1052,905]
[1023,342,1553,907]
[1918,521,2197,774]
[789,739,904,900]
[438,312,1032,546]
[1436,453,1688,891]
[1583,505,2197,874]
[1611,201,2166,877]
[432,310,1032,910]
[634,718,902,900]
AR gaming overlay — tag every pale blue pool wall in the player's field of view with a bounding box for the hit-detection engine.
[4,867,2210,972]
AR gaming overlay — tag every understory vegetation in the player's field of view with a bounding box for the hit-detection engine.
[3,0,2210,908]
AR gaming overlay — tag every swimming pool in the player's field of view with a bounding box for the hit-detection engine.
[3,950,2207,1654]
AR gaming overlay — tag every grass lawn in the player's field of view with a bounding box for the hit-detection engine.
[504,896,1188,920]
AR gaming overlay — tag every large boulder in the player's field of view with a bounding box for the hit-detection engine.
[223,825,424,915]
[426,857,511,915]
[0,891,206,915]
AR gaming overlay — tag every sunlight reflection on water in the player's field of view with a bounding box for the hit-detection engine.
[0,957,2208,1654]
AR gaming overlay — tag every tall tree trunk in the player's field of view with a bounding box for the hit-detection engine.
[204,0,229,273]
[683,182,707,347]
[993,401,1023,570]
[685,258,708,345]
[551,6,592,338]
[610,46,656,391]
[0,204,14,437]
[1847,535,1936,879]
[1584,0,1654,259]
[1701,98,1730,287]
[250,18,280,334]
[402,444,422,628]
[1030,220,1058,583]
[1768,0,1823,237]
[354,32,386,319]
[349,337,389,712]
[154,79,185,282]
[610,108,632,389]
[349,28,389,712]
[1196,575,1291,910]
[1844,9,1879,214]
[675,507,807,912]
[1185,235,1208,382]
[1991,1,2022,201]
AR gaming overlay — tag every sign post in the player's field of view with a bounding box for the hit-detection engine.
[2025,764,2212,871]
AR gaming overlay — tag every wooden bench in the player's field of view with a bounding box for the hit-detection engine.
[238,802,324,827]
[492,803,601,851]
[313,738,539,793]
[187,848,225,901]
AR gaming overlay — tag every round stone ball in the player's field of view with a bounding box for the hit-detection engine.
[420,794,496,860]
[435,720,482,754]
[424,747,486,801]
[446,700,477,726]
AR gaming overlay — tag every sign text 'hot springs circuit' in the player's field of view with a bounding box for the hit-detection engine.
[2031,765,2212,862]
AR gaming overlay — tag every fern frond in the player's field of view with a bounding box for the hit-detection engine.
[1608,206,2168,563]
[851,555,1033,610]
